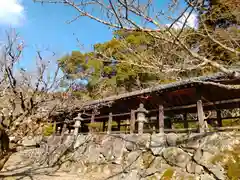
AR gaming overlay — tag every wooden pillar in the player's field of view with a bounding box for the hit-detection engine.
[165,116,172,129]
[169,118,172,129]
[117,120,121,131]
[103,119,106,132]
[107,112,113,134]
[152,126,156,134]
[130,110,135,134]
[74,119,81,136]
[61,123,67,135]
[217,110,222,127]
[159,105,164,134]
[56,126,61,135]
[183,113,188,129]
[197,100,205,133]
[89,112,95,132]
[164,115,171,129]
[73,113,82,135]
[91,113,95,123]
[53,121,57,135]
[196,87,205,133]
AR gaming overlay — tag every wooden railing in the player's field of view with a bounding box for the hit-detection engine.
[55,125,240,136]
[55,99,240,135]
[57,118,240,135]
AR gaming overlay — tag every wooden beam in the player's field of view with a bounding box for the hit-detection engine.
[217,110,222,127]
[54,121,58,135]
[75,97,240,122]
[117,120,121,131]
[208,116,240,120]
[107,112,113,134]
[89,111,95,132]
[159,105,164,134]
[61,123,67,135]
[150,98,240,113]
[130,110,135,134]
[74,125,240,135]
[91,113,95,123]
[165,117,172,129]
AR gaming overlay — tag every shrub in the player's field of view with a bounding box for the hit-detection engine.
[43,122,56,136]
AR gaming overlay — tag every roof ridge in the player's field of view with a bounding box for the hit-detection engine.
[82,72,232,108]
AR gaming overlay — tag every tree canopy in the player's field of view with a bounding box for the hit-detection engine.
[196,0,240,65]
[58,30,164,99]
[55,0,239,99]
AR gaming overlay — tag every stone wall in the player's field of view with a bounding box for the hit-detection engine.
[3,132,240,180]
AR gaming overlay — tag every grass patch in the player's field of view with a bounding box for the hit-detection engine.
[86,121,130,132]
[147,175,158,180]
[172,122,198,129]
[222,119,240,127]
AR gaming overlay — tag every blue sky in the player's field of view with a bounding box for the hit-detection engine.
[0,0,114,69]
[0,0,197,71]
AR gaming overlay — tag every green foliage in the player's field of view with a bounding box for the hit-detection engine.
[172,122,198,129]
[158,79,177,84]
[200,0,239,29]
[71,91,91,100]
[222,119,240,126]
[87,121,118,128]
[43,122,56,136]
[59,2,239,99]
[196,0,240,66]
[87,122,104,129]
[58,30,161,99]
[86,121,130,132]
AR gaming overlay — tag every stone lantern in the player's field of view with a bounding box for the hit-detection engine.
[73,113,83,136]
[136,103,148,134]
[62,119,70,135]
[56,127,61,135]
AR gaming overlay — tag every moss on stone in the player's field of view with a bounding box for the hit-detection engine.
[161,168,174,180]
[141,151,155,168]
[3,178,16,180]
[211,145,240,180]
[222,119,240,127]
[147,175,158,180]
[186,176,195,180]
